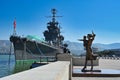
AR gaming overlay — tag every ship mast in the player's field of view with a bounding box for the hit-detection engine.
[51,9,62,22]
[51,8,56,22]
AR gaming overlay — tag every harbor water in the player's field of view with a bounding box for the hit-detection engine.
[0,54,53,78]
[0,55,15,78]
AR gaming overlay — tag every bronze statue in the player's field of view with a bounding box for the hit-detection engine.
[78,31,96,72]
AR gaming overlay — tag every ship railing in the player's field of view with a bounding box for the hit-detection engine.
[39,56,56,63]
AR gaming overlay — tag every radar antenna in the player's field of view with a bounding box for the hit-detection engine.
[46,8,62,22]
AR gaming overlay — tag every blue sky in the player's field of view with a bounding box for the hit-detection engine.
[0,0,120,44]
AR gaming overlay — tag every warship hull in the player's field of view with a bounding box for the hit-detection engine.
[10,36,63,60]
[10,36,63,73]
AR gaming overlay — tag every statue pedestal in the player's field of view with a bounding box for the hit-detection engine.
[81,69,101,72]
[73,68,120,77]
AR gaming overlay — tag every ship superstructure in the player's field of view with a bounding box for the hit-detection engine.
[44,9,64,47]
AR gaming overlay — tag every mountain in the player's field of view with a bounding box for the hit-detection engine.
[64,41,83,50]
[93,43,120,50]
[0,40,12,54]
[64,41,120,55]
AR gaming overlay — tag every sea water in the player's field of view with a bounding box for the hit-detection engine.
[0,54,55,78]
[0,55,15,78]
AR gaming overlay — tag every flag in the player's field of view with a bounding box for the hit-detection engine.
[13,19,16,29]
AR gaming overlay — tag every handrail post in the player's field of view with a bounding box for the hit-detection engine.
[47,57,48,64]
[40,56,41,63]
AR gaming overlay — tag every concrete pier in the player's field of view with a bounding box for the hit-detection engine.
[0,61,70,80]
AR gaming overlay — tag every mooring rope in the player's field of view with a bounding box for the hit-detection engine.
[35,42,44,56]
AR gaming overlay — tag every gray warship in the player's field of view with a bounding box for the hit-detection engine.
[9,9,64,72]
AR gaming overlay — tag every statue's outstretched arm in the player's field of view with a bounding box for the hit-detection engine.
[78,39,84,41]
[92,31,96,37]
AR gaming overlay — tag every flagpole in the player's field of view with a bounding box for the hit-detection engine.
[13,18,16,36]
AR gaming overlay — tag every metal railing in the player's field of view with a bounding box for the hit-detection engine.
[39,56,56,63]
